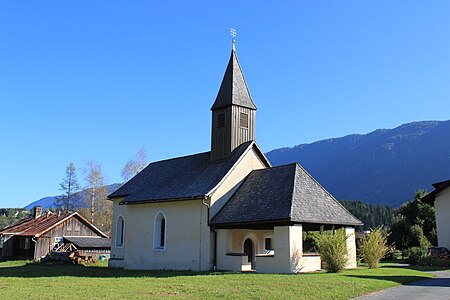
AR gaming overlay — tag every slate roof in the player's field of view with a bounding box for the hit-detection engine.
[421,179,450,205]
[211,163,362,227]
[109,141,270,204]
[0,212,108,238]
[63,236,111,250]
[210,49,257,110]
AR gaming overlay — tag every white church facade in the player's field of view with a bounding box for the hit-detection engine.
[108,44,362,273]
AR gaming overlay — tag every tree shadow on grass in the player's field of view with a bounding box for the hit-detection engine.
[0,262,231,278]
[344,274,431,285]
[385,264,450,272]
[345,274,450,288]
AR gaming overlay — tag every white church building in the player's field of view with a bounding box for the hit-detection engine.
[108,43,362,273]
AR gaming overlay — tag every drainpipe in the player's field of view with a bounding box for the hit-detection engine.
[200,196,216,271]
[31,237,37,261]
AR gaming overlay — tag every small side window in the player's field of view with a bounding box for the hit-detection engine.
[116,216,125,247]
[154,212,166,251]
[218,113,225,129]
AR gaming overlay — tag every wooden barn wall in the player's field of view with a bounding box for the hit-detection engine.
[34,217,101,260]
[1,235,14,257]
[1,236,34,259]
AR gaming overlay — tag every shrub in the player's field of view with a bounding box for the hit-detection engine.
[418,256,450,267]
[385,246,402,260]
[403,247,428,265]
[359,227,388,269]
[314,228,348,273]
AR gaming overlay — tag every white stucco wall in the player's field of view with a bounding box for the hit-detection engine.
[209,146,268,218]
[109,198,127,268]
[217,226,324,273]
[215,229,273,271]
[257,225,306,273]
[345,227,357,269]
[435,188,450,249]
[110,199,211,271]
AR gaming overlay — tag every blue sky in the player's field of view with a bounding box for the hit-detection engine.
[1,1,449,208]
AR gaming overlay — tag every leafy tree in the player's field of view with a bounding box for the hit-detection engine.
[313,228,348,273]
[0,208,30,229]
[388,190,436,251]
[121,147,148,181]
[56,162,81,211]
[359,227,389,268]
[0,214,8,230]
[83,161,108,224]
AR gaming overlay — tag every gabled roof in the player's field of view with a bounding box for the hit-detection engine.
[0,212,108,238]
[421,179,450,205]
[210,49,257,110]
[63,236,111,250]
[109,141,270,204]
[211,163,362,227]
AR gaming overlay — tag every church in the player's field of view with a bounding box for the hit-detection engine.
[108,42,362,273]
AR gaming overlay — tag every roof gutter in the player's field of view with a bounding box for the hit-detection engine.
[119,195,207,205]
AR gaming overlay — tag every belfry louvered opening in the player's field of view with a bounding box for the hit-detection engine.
[240,112,249,128]
[218,113,225,129]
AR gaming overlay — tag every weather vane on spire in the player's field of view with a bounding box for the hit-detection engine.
[230,28,236,50]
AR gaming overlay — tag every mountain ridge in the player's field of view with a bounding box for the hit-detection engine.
[23,120,449,209]
[24,183,122,210]
[266,120,450,207]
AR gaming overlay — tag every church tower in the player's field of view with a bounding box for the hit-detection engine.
[210,44,257,161]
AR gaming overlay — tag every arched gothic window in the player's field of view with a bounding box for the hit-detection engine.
[116,216,125,247]
[154,212,166,250]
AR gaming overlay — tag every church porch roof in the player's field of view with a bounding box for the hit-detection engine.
[210,163,363,227]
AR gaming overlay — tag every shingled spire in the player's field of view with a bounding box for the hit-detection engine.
[211,46,257,162]
[210,49,257,111]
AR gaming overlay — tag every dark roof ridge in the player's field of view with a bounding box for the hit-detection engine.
[432,179,450,188]
[288,164,298,219]
[421,179,450,204]
[293,162,362,225]
[147,151,210,165]
[231,49,257,110]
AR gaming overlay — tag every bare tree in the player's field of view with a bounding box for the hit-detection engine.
[84,161,108,224]
[56,162,81,211]
[121,147,148,181]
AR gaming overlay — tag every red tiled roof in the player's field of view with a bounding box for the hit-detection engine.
[0,212,107,238]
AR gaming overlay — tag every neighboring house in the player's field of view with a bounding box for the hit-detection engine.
[0,207,110,260]
[108,43,362,273]
[421,179,450,249]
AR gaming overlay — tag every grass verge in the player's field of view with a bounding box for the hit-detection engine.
[0,261,435,299]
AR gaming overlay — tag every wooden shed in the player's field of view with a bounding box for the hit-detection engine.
[0,208,109,260]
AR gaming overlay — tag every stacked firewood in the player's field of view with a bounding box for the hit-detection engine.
[41,251,96,264]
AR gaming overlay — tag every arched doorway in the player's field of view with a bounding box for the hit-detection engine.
[243,238,255,269]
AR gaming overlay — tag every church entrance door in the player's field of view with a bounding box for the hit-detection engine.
[243,238,255,269]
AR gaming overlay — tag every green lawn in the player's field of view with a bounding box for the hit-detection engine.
[0,260,436,299]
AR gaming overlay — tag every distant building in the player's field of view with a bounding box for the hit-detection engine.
[422,180,450,249]
[108,43,362,273]
[0,207,110,260]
